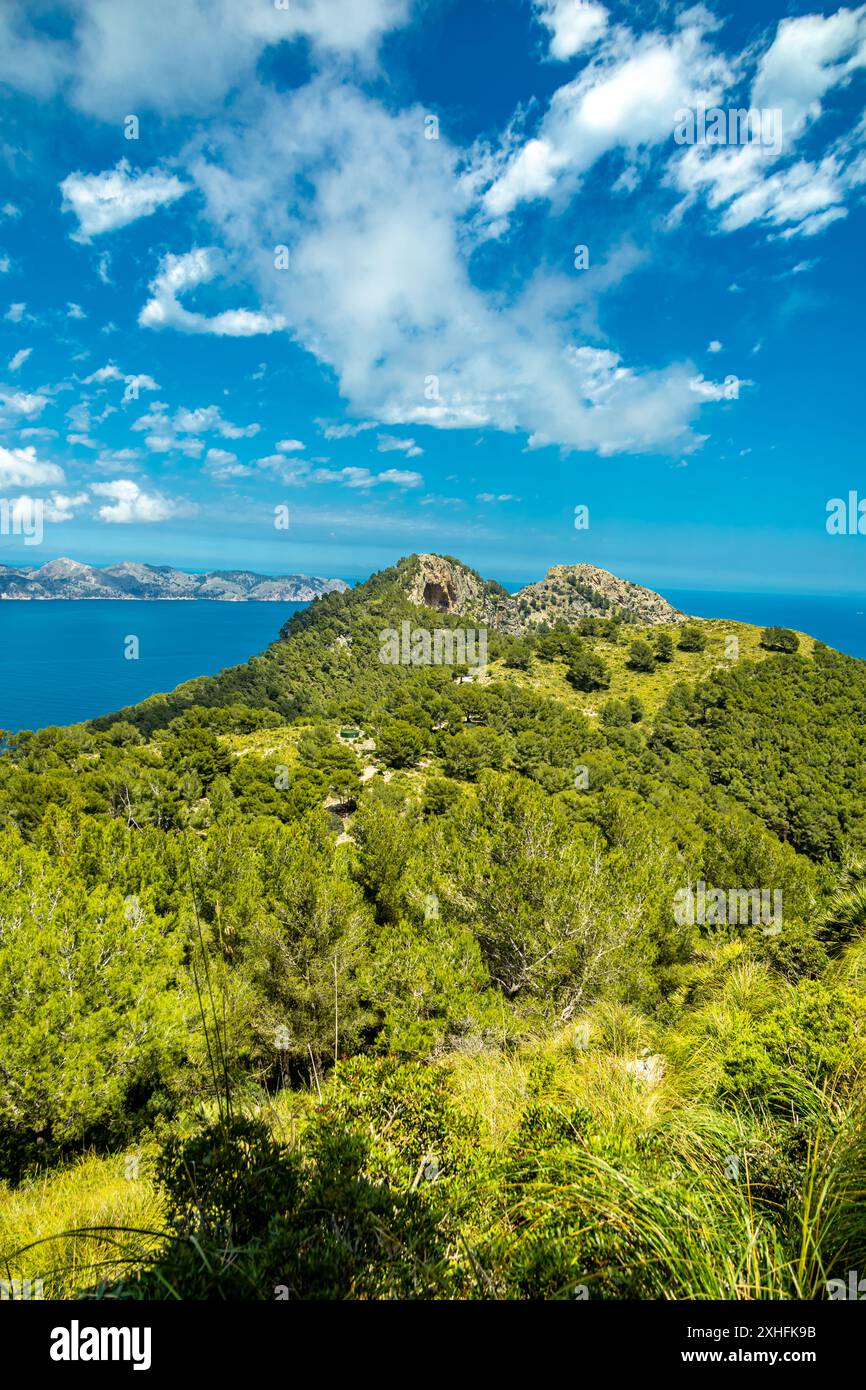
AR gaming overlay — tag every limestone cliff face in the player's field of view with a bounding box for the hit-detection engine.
[397,554,683,633]
[399,554,512,627]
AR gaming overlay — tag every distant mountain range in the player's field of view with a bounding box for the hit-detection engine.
[0,558,349,602]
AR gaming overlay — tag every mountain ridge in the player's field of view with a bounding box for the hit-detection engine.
[393,553,686,633]
[0,558,349,602]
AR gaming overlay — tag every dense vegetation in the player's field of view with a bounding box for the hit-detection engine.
[2,556,865,1300]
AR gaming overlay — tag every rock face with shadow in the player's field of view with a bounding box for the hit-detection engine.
[397,553,684,634]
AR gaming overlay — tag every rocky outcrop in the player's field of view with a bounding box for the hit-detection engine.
[397,554,683,633]
[0,559,348,602]
[399,554,513,628]
[515,563,683,628]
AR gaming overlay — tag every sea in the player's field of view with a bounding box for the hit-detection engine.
[0,601,306,733]
[1,589,864,733]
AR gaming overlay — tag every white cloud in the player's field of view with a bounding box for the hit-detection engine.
[256,453,422,489]
[132,401,257,457]
[173,405,259,438]
[8,347,31,372]
[311,465,423,488]
[143,433,204,459]
[689,373,750,401]
[67,302,86,319]
[91,478,191,523]
[0,444,64,487]
[0,387,48,419]
[94,448,142,473]
[319,420,377,439]
[83,363,123,384]
[707,340,722,353]
[672,146,851,239]
[751,8,866,141]
[60,159,190,242]
[0,0,414,117]
[482,12,732,220]
[139,248,285,337]
[45,491,89,522]
[377,433,423,458]
[534,0,608,61]
[5,493,82,527]
[667,8,866,239]
[204,448,249,481]
[187,81,722,457]
[5,303,25,323]
[276,438,305,452]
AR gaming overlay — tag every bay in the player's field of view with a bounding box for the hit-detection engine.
[0,600,306,732]
[3,587,866,734]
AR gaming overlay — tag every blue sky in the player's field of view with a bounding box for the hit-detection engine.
[0,0,865,593]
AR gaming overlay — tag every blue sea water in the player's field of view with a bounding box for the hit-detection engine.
[0,601,306,732]
[1,589,865,733]
[664,590,866,661]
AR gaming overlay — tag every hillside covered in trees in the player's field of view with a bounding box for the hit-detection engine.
[2,554,866,1301]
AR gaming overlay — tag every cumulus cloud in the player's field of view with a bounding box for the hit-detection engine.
[483,5,866,242]
[751,8,866,140]
[0,443,64,487]
[7,347,31,372]
[1,493,84,528]
[91,478,192,523]
[667,8,866,239]
[185,81,724,457]
[172,405,260,438]
[139,248,285,337]
[60,160,190,242]
[534,0,608,61]
[83,363,160,392]
[0,387,48,419]
[0,0,414,117]
[204,448,249,481]
[44,491,89,522]
[131,401,258,458]
[482,11,732,221]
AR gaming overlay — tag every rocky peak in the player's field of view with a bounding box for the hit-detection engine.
[395,554,683,633]
[515,563,683,628]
